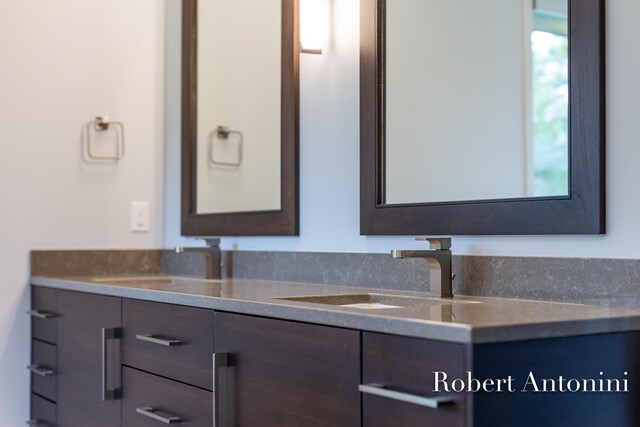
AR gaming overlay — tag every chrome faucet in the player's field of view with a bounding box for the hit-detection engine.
[391,237,453,298]
[175,238,222,280]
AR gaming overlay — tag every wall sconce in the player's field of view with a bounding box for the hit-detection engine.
[300,0,328,54]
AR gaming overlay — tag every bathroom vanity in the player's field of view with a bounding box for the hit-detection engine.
[28,275,640,427]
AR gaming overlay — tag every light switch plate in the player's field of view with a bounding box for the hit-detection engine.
[131,201,150,233]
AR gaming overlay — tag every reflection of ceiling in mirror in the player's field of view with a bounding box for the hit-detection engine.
[384,0,569,205]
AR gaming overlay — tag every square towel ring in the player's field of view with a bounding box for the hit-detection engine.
[208,126,243,168]
[85,116,125,161]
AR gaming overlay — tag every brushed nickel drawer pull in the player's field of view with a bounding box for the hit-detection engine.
[136,334,183,347]
[27,365,56,377]
[213,353,229,427]
[27,420,50,426]
[28,310,58,319]
[136,407,183,424]
[102,327,122,401]
[359,383,454,409]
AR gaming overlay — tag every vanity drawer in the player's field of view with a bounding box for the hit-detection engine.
[30,340,57,402]
[30,393,56,426]
[122,299,214,390]
[31,287,57,344]
[362,332,466,427]
[122,367,212,426]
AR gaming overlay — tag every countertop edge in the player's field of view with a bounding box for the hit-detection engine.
[31,276,640,345]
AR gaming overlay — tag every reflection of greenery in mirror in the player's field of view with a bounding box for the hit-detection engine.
[531,7,569,197]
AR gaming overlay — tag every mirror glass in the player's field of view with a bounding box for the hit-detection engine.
[196,0,282,214]
[384,0,569,205]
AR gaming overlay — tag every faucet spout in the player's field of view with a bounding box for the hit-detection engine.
[390,238,453,298]
[174,238,222,280]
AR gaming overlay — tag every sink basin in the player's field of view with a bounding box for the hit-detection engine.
[273,293,478,309]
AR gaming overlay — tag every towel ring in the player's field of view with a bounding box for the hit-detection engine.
[208,126,243,168]
[85,116,125,161]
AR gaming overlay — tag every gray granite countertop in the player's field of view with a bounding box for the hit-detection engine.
[30,275,640,344]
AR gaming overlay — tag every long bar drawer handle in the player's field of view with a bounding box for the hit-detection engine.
[27,365,56,377]
[136,407,183,424]
[28,310,58,319]
[26,419,51,426]
[136,334,183,347]
[359,384,454,409]
[102,327,122,401]
[213,353,229,427]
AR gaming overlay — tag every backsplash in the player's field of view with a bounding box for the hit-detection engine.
[32,250,640,308]
[31,250,162,276]
[220,252,640,308]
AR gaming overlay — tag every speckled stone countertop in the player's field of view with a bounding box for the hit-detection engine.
[30,275,640,344]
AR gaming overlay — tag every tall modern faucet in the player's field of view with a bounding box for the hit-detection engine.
[175,238,222,280]
[391,237,453,298]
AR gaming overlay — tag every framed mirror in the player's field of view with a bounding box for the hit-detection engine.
[360,0,605,235]
[182,0,299,236]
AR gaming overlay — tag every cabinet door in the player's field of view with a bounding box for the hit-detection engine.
[362,332,467,427]
[57,291,122,427]
[214,313,360,427]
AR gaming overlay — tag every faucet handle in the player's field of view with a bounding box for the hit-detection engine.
[415,237,451,250]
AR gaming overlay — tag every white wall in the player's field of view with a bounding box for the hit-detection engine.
[196,0,282,214]
[0,0,165,423]
[165,0,640,260]
[386,0,528,204]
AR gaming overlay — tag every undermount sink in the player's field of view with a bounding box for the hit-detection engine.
[273,293,479,310]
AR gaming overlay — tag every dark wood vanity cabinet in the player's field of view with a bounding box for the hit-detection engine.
[362,333,467,427]
[29,287,59,427]
[362,331,640,427]
[122,299,215,390]
[56,291,122,427]
[30,286,640,427]
[472,332,640,427]
[122,367,212,426]
[30,288,362,427]
[121,299,214,425]
[213,312,361,427]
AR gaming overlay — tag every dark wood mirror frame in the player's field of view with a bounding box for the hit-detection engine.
[182,0,299,236]
[360,0,605,236]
